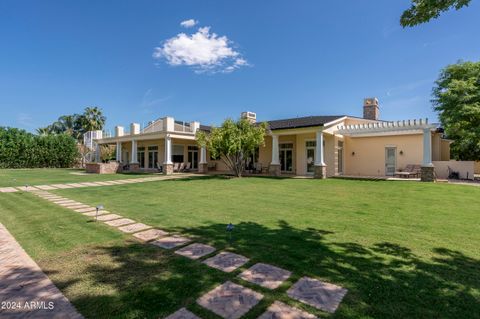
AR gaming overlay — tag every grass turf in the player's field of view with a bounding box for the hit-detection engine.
[1,176,479,318]
[0,168,153,187]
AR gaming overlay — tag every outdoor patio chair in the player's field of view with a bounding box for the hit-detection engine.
[254,163,262,174]
[178,162,185,172]
[173,162,180,172]
[395,164,420,178]
[156,162,163,173]
[183,162,191,172]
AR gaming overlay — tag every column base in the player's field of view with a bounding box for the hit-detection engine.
[198,163,208,173]
[314,165,327,179]
[421,165,435,182]
[163,163,174,175]
[269,164,281,176]
[129,163,140,172]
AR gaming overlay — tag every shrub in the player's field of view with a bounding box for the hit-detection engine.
[0,127,79,168]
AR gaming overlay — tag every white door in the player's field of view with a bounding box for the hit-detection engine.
[385,147,396,176]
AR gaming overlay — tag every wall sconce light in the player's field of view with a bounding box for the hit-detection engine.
[351,151,355,156]
[399,150,404,155]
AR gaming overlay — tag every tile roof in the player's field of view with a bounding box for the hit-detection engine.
[266,115,346,130]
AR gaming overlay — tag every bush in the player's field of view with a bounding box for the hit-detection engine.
[0,127,79,168]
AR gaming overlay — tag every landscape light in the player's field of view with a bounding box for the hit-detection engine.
[95,205,104,221]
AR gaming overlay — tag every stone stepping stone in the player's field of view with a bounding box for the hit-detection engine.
[54,200,78,204]
[65,183,87,188]
[118,223,151,233]
[286,277,347,314]
[0,187,19,193]
[82,210,110,217]
[16,186,40,191]
[50,184,74,189]
[197,281,263,319]
[104,218,136,227]
[35,185,58,190]
[95,214,123,221]
[165,307,201,319]
[257,301,317,319]
[151,235,191,249]
[175,243,216,260]
[238,263,291,289]
[93,181,113,186]
[133,229,168,241]
[74,207,97,213]
[106,181,124,185]
[63,204,90,209]
[79,182,100,187]
[203,252,249,273]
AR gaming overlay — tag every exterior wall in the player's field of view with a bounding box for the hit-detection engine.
[440,140,451,161]
[475,161,480,174]
[433,161,475,180]
[344,134,424,176]
[432,133,441,161]
[85,162,121,174]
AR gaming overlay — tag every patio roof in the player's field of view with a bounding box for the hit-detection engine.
[336,118,436,137]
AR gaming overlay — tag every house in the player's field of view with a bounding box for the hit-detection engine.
[89,98,452,181]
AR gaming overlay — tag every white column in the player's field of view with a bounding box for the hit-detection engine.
[271,135,280,165]
[422,128,433,166]
[116,141,122,162]
[131,140,138,163]
[95,143,101,162]
[200,146,207,164]
[164,135,172,164]
[315,131,326,166]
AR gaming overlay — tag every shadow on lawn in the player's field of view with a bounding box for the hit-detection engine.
[42,221,479,319]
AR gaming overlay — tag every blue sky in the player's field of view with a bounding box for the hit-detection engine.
[1,1,479,132]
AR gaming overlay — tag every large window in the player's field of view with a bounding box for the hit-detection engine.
[172,145,184,163]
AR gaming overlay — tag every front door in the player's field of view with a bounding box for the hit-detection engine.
[385,147,396,176]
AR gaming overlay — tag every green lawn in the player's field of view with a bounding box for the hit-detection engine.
[0,168,152,187]
[1,176,479,318]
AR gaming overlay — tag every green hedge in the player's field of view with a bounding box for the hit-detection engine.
[0,127,79,168]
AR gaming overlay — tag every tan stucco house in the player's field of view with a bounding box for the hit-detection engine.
[89,98,452,181]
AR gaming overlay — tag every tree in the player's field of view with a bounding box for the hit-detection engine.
[432,61,480,160]
[80,107,106,132]
[401,0,471,27]
[99,145,116,163]
[196,118,267,177]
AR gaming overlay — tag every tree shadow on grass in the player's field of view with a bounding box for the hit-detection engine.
[39,222,480,319]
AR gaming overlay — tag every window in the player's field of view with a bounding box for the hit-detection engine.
[279,143,293,149]
[172,145,184,163]
[137,147,145,168]
[306,141,316,147]
[148,146,158,168]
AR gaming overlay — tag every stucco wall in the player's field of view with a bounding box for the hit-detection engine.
[433,161,475,180]
[344,134,424,176]
[475,161,480,174]
[440,140,451,161]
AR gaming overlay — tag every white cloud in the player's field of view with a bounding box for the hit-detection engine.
[180,19,198,28]
[153,26,248,74]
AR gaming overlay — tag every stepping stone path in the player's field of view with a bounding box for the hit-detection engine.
[0,187,18,193]
[287,277,347,314]
[239,263,291,289]
[104,218,136,227]
[25,189,347,318]
[203,252,249,273]
[133,228,168,241]
[151,235,191,249]
[165,307,201,319]
[197,281,263,319]
[175,243,216,260]
[258,301,317,319]
[118,223,151,233]
[95,214,123,221]
[82,210,109,217]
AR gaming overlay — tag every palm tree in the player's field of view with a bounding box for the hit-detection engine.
[81,107,106,132]
[36,127,51,136]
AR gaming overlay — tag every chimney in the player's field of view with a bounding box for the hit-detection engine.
[363,98,379,121]
[241,111,257,124]
[130,123,140,135]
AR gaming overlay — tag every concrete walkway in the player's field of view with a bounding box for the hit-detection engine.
[0,223,83,319]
